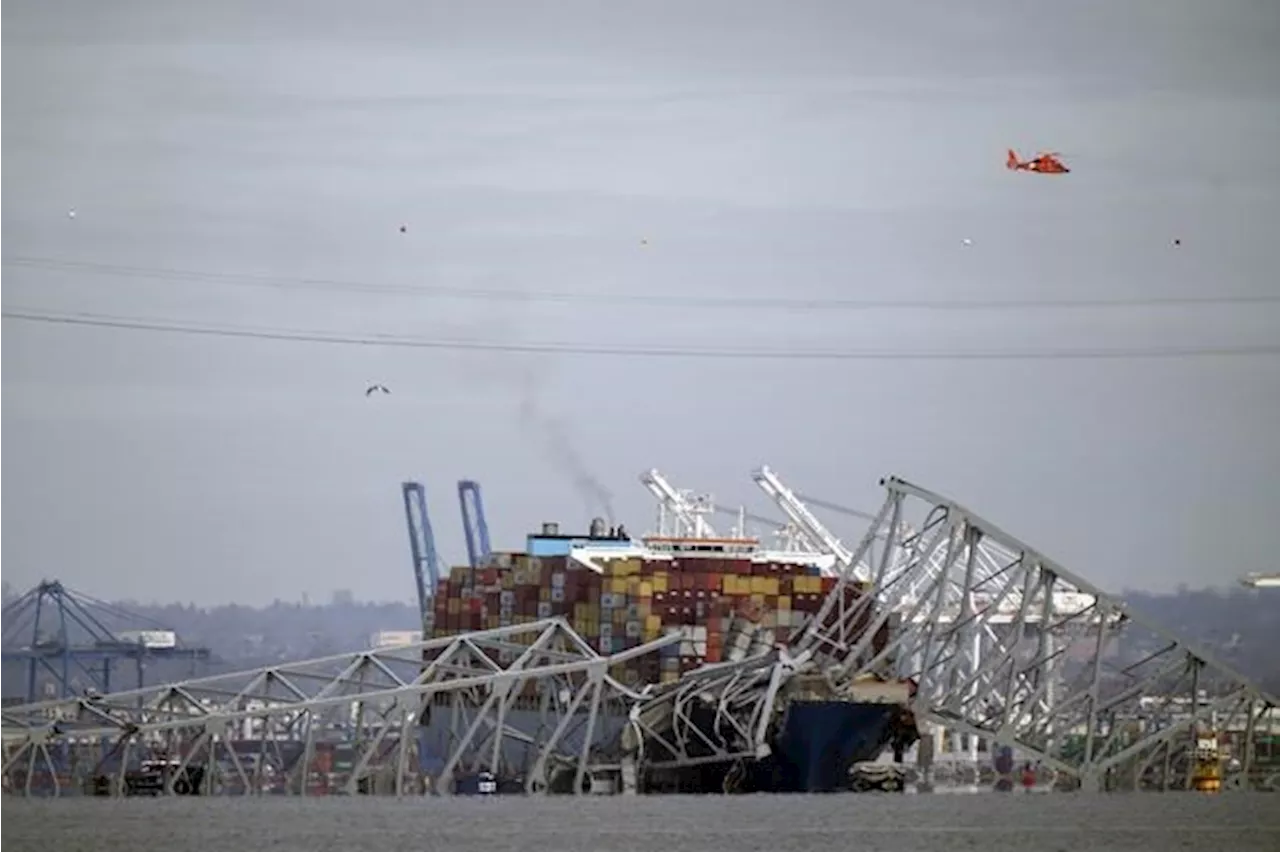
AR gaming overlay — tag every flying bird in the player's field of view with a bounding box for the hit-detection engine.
[365,384,390,396]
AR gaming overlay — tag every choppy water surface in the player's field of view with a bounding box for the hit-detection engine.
[4,794,1278,852]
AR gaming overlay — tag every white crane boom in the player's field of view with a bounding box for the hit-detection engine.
[751,466,865,580]
[639,469,718,539]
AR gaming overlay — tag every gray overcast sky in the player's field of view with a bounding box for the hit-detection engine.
[4,0,1279,605]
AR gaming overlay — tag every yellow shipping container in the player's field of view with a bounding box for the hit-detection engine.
[750,593,765,608]
[652,573,669,593]
[722,575,738,595]
[646,614,663,634]
[611,577,629,595]
[447,598,462,616]
[778,595,792,611]
[627,576,641,594]
[639,581,653,598]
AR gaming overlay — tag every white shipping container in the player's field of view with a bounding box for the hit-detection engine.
[369,629,423,649]
[116,629,177,649]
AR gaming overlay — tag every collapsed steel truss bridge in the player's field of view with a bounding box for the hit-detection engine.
[4,474,1275,796]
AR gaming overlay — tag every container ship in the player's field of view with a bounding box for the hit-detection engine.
[420,517,914,794]
[427,518,856,686]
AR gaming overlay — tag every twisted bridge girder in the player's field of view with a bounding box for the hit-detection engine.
[2,619,677,797]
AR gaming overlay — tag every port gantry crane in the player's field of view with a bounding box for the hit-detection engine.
[457,480,493,573]
[4,473,1277,797]
[1,581,211,703]
[403,478,493,626]
[400,482,443,626]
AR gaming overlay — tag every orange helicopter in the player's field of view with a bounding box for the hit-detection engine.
[1006,149,1069,174]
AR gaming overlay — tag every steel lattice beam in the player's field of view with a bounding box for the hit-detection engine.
[3,619,677,797]
[794,476,1279,791]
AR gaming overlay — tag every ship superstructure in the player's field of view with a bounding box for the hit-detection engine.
[428,470,854,689]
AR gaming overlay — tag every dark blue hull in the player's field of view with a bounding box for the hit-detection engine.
[749,701,906,793]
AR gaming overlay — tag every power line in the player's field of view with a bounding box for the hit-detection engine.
[5,307,1279,362]
[7,255,1279,313]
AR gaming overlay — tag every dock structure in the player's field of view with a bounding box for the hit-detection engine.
[3,472,1276,796]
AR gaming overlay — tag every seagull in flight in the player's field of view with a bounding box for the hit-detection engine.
[365,384,390,397]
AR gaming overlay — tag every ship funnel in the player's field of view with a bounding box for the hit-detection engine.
[589,517,607,537]
[541,521,560,536]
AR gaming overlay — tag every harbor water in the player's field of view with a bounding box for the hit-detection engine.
[3,793,1278,852]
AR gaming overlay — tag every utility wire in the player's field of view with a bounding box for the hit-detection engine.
[5,307,1279,361]
[7,255,1279,312]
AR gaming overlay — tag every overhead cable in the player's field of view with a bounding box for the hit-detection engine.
[6,308,1279,362]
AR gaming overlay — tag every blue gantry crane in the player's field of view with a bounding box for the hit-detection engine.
[400,479,492,628]
[457,479,492,572]
[1,580,212,703]
[401,482,443,626]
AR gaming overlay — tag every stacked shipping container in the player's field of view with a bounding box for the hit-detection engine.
[429,549,883,689]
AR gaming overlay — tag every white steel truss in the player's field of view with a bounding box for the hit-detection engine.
[2,619,677,797]
[790,475,1278,791]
